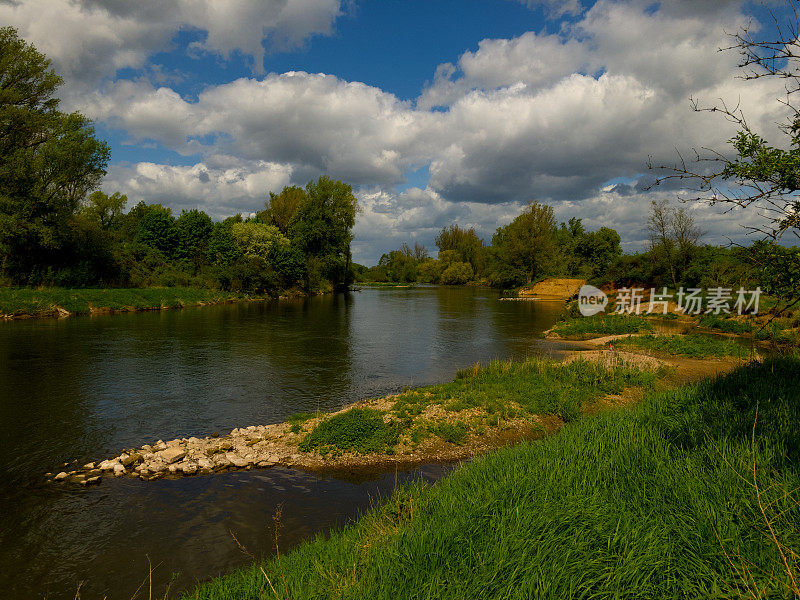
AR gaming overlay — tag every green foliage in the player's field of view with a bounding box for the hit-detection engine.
[429,422,470,445]
[298,408,400,455]
[552,314,655,338]
[186,357,800,600]
[206,220,242,266]
[613,334,748,358]
[175,209,213,266]
[134,205,177,255]
[259,185,306,234]
[0,27,110,283]
[439,261,473,285]
[435,225,486,276]
[491,201,557,284]
[392,357,656,426]
[290,176,358,288]
[80,191,127,230]
[552,218,622,281]
[0,286,250,316]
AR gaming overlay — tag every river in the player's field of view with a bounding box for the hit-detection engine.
[0,286,566,599]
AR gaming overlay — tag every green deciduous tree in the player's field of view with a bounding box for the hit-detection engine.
[435,225,485,276]
[492,202,557,284]
[81,191,127,230]
[290,176,358,288]
[0,27,110,282]
[135,205,177,255]
[260,185,306,234]
[175,208,213,267]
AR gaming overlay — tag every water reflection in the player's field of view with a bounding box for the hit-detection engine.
[0,287,563,599]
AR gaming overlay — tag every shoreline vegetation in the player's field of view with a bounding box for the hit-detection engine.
[49,328,748,485]
[0,286,285,320]
[49,355,655,485]
[182,355,800,600]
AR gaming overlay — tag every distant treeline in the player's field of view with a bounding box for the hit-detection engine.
[0,27,361,295]
[356,199,790,292]
[0,177,358,294]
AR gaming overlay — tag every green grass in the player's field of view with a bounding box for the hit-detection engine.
[699,314,754,334]
[296,358,660,456]
[298,408,402,455]
[552,314,655,338]
[184,357,800,599]
[0,286,254,317]
[612,333,750,358]
[357,282,417,288]
[428,422,471,445]
[392,357,659,426]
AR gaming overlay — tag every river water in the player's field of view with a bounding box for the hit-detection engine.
[0,286,566,599]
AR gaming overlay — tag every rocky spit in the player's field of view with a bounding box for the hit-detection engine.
[48,421,308,486]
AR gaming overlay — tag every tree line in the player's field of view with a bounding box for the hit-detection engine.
[0,27,357,294]
[357,201,624,288]
[357,198,787,293]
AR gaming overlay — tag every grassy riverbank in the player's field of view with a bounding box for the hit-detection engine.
[610,333,751,358]
[0,287,264,318]
[184,356,800,599]
[56,356,664,485]
[550,314,655,338]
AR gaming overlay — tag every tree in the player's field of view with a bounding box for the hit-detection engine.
[440,261,473,285]
[574,226,622,281]
[650,5,800,302]
[175,209,213,267]
[81,191,127,230]
[135,205,177,255]
[290,176,359,287]
[0,27,110,282]
[492,202,557,284]
[435,225,485,276]
[206,219,242,266]
[646,199,703,288]
[260,185,306,234]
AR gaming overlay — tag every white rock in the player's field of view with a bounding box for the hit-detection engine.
[159,447,186,464]
[230,456,249,468]
[113,464,126,477]
[83,462,95,470]
[180,463,198,475]
[54,471,68,481]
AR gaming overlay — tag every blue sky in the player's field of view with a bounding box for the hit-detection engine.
[1,0,792,263]
[101,1,565,167]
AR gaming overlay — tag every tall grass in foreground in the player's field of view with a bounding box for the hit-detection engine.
[185,357,800,599]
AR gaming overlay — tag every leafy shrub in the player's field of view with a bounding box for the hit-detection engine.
[299,408,401,454]
[439,261,473,285]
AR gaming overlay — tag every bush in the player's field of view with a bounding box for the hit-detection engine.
[299,408,401,454]
[440,261,473,285]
